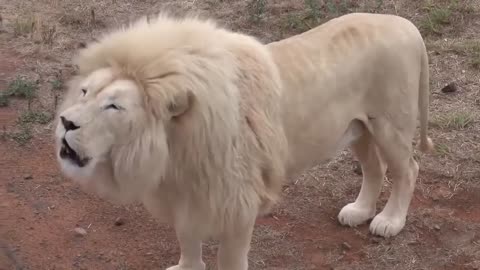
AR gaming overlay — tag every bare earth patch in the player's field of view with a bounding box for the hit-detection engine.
[1,0,479,269]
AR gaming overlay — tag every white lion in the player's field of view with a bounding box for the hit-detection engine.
[54,12,433,270]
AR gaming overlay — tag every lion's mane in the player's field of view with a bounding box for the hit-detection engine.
[64,13,288,235]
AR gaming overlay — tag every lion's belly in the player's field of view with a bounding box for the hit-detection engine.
[284,116,364,179]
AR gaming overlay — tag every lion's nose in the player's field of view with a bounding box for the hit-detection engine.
[60,116,80,131]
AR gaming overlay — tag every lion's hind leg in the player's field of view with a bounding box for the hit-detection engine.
[367,117,419,238]
[338,129,387,227]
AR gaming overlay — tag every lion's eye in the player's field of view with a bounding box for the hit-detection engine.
[81,88,87,95]
[105,104,120,110]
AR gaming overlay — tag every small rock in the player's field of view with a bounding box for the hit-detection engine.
[24,174,33,180]
[74,227,87,236]
[441,82,458,93]
[341,241,352,250]
[114,217,125,226]
[434,225,441,230]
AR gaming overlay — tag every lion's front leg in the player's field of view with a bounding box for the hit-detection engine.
[217,224,254,270]
[167,230,205,270]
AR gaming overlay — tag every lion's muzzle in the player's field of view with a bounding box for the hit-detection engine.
[60,116,80,131]
[58,116,90,168]
[59,138,90,168]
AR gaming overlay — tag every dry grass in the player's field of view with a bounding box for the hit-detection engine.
[18,111,53,125]
[433,111,475,130]
[246,0,266,23]
[0,94,9,107]
[2,123,33,145]
[420,5,452,35]
[419,0,477,37]
[13,15,36,37]
[5,77,36,100]
[435,143,451,157]
[1,77,37,111]
[58,6,101,29]
[38,21,57,45]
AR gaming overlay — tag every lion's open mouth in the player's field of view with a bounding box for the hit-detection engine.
[60,138,90,167]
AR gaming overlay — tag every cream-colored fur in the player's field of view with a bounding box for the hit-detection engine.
[268,13,433,239]
[54,12,433,270]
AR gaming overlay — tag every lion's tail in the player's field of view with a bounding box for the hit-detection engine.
[418,42,434,153]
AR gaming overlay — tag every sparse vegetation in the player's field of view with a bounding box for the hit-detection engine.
[13,15,35,37]
[0,94,9,107]
[18,111,52,125]
[466,42,480,69]
[436,40,480,69]
[3,110,51,145]
[435,143,451,157]
[247,0,266,23]
[1,77,37,107]
[305,0,323,21]
[284,14,309,32]
[51,79,63,90]
[10,125,33,145]
[324,0,351,16]
[2,120,33,145]
[420,5,452,35]
[456,41,480,69]
[434,111,475,130]
[5,77,36,100]
[59,6,102,29]
[39,21,57,44]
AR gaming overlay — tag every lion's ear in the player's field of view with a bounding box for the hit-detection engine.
[167,90,194,119]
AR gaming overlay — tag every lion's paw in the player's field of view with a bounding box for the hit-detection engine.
[338,202,375,227]
[166,263,205,270]
[369,213,405,237]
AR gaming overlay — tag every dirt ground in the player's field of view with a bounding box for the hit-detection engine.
[1,0,479,269]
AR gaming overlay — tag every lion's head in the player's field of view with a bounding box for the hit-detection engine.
[54,14,246,205]
[56,68,136,168]
[55,65,186,201]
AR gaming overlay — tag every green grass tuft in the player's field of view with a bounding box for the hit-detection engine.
[6,77,36,100]
[51,79,63,90]
[420,6,452,35]
[247,0,266,23]
[18,111,53,125]
[13,16,35,37]
[10,125,33,145]
[434,111,474,130]
[0,94,9,107]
